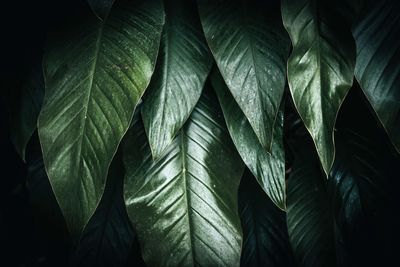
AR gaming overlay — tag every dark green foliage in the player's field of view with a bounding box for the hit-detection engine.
[1,0,399,266]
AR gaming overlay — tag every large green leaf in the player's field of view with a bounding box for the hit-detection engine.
[198,0,290,150]
[212,70,286,210]
[141,0,212,159]
[353,0,400,152]
[9,63,44,161]
[87,0,115,21]
[282,0,358,175]
[286,140,335,267]
[239,169,295,267]
[38,0,164,238]
[123,88,245,267]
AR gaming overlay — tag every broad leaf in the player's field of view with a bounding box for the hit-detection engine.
[212,70,286,210]
[87,0,115,21]
[38,0,164,238]
[9,63,44,161]
[286,140,335,267]
[70,150,138,267]
[123,88,245,267]
[353,0,400,152]
[282,0,358,175]
[142,0,212,159]
[239,169,295,267]
[198,0,290,150]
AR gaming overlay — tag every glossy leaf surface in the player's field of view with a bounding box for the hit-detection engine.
[353,0,400,152]
[38,0,164,238]
[123,89,245,267]
[87,0,115,21]
[142,0,212,159]
[10,63,44,161]
[239,170,295,267]
[282,0,357,175]
[286,141,335,267]
[212,71,286,210]
[198,0,290,150]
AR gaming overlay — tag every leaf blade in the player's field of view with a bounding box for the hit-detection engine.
[38,0,164,238]
[123,88,245,267]
[282,0,357,175]
[239,170,295,267]
[212,70,286,210]
[142,0,213,159]
[353,0,400,152]
[286,139,335,267]
[198,0,290,150]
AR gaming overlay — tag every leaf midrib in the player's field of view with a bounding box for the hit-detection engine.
[76,22,105,186]
[180,131,196,265]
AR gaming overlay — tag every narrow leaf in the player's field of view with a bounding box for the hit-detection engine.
[38,0,164,238]
[353,0,400,152]
[198,0,290,150]
[212,70,286,210]
[142,0,213,159]
[123,88,245,267]
[239,169,296,267]
[9,63,44,161]
[286,140,335,267]
[282,0,358,175]
[87,0,115,21]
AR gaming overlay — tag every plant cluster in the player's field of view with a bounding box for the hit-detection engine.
[4,0,400,266]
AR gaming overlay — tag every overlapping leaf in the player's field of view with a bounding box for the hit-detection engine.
[212,70,286,210]
[329,128,392,266]
[286,140,335,267]
[328,92,398,266]
[123,89,245,267]
[71,151,136,267]
[142,0,212,159]
[38,0,164,238]
[10,63,44,161]
[282,0,358,175]
[87,0,115,21]
[198,0,290,150]
[239,170,295,267]
[353,0,400,152]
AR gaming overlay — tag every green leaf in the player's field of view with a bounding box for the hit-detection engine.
[123,88,245,267]
[239,169,296,267]
[212,70,286,210]
[198,0,290,151]
[282,0,357,175]
[286,140,335,267]
[141,0,212,159]
[87,0,115,21]
[353,0,400,152]
[71,150,137,267]
[9,63,44,161]
[38,0,164,239]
